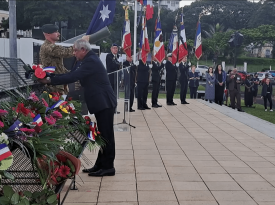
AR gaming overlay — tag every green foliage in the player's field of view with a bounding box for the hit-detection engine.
[0,185,57,205]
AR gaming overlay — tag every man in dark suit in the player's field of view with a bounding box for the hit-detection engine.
[166,53,178,105]
[151,57,165,108]
[137,59,152,110]
[179,56,190,104]
[38,39,117,176]
[227,68,244,112]
[123,56,137,112]
[106,43,121,114]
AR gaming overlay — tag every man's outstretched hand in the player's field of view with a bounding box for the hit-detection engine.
[37,78,50,84]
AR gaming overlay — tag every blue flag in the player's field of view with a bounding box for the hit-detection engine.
[86,0,116,35]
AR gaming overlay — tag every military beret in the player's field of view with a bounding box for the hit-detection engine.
[42,24,59,34]
[167,53,172,57]
[112,43,118,47]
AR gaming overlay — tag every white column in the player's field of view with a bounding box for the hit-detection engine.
[133,0,138,63]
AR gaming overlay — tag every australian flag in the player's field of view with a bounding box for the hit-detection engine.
[86,0,116,35]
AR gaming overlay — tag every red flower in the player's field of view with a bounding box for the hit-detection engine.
[0,109,8,116]
[84,116,90,121]
[32,65,38,70]
[45,116,56,125]
[41,98,48,107]
[51,111,62,119]
[86,121,90,125]
[34,125,42,133]
[20,128,35,133]
[28,92,39,102]
[71,110,75,114]
[0,121,4,128]
[58,165,70,178]
[56,154,67,163]
[51,175,58,184]
[68,97,72,101]
[35,67,46,79]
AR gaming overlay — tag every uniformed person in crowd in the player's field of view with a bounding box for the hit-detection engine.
[166,53,178,105]
[137,59,152,110]
[38,39,117,176]
[123,56,137,112]
[151,56,165,108]
[106,43,122,114]
[40,24,74,94]
[179,56,190,104]
[106,44,121,93]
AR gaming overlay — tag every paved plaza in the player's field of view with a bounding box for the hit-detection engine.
[64,99,275,205]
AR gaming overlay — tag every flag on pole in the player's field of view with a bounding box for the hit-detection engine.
[143,0,154,20]
[122,6,132,58]
[86,0,116,35]
[140,16,150,64]
[153,18,165,63]
[178,14,188,62]
[168,26,178,64]
[194,20,202,60]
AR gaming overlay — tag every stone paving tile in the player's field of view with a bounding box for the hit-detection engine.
[65,99,275,204]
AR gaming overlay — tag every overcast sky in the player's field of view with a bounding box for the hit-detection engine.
[179,0,261,8]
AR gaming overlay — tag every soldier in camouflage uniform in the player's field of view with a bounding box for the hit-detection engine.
[40,24,74,94]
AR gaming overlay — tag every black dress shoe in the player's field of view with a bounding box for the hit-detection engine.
[152,104,158,108]
[114,111,120,114]
[130,108,135,112]
[209,101,212,103]
[181,101,189,104]
[144,106,151,109]
[157,104,162,107]
[88,168,116,177]
[138,107,145,110]
[167,102,173,105]
[82,165,100,173]
[171,102,177,105]
[238,109,245,112]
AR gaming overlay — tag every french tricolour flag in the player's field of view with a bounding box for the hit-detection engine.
[140,16,150,64]
[0,143,12,161]
[194,21,202,60]
[153,18,165,63]
[143,0,154,20]
[33,114,43,126]
[169,26,178,65]
[50,100,66,109]
[43,67,56,73]
[88,122,96,142]
[178,14,188,63]
[122,19,132,58]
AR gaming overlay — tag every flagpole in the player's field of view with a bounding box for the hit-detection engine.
[134,0,138,63]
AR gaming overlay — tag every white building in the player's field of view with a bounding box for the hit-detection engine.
[160,0,180,11]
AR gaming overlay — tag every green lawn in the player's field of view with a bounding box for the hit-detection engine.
[120,84,275,124]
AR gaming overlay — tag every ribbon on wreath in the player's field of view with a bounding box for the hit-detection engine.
[43,66,56,73]
[50,100,67,109]
[0,143,12,161]
[88,122,97,142]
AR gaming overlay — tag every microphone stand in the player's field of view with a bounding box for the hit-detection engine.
[113,52,136,128]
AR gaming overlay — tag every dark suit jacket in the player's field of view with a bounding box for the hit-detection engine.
[106,53,120,85]
[166,61,177,81]
[123,61,136,86]
[227,73,241,91]
[137,60,149,83]
[261,83,273,97]
[179,62,190,83]
[51,50,117,114]
[189,72,199,87]
[151,61,164,82]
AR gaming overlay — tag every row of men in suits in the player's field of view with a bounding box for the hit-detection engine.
[105,44,193,111]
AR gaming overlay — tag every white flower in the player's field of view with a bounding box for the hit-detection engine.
[0,133,9,144]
